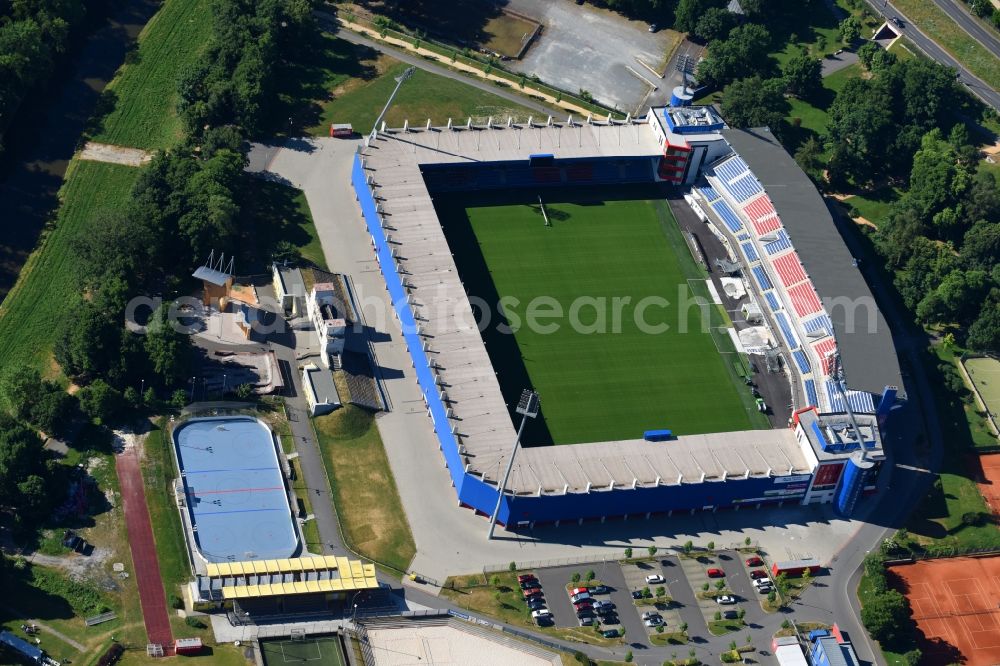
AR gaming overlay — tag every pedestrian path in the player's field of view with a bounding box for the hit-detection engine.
[79,141,153,167]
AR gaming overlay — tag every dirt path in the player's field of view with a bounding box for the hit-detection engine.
[79,142,153,167]
[1,608,86,651]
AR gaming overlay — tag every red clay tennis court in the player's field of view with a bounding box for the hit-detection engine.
[890,556,1000,666]
[972,453,1000,515]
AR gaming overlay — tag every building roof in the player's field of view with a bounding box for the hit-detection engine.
[814,636,859,666]
[192,265,231,287]
[0,630,43,662]
[721,128,903,395]
[775,644,809,666]
[202,556,378,600]
[273,264,306,298]
[305,366,340,406]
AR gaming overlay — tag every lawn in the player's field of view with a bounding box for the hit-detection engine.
[0,160,140,373]
[237,179,328,270]
[434,188,760,445]
[887,0,1000,90]
[784,63,863,154]
[307,58,538,136]
[964,356,1000,418]
[844,187,903,226]
[856,573,910,666]
[90,0,213,150]
[481,12,538,57]
[313,406,416,573]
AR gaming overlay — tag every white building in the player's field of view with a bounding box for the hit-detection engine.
[272,264,306,316]
[302,363,340,416]
[306,283,347,368]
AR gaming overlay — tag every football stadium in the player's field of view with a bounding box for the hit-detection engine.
[351,105,904,528]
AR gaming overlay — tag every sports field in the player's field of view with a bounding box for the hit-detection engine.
[260,635,345,666]
[965,356,1000,420]
[436,187,759,445]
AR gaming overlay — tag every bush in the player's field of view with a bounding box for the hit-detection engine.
[171,594,185,609]
[586,570,596,581]
[706,541,715,551]
[572,572,581,583]
[30,566,111,616]
[961,511,985,526]
[624,547,632,559]
[509,561,517,572]
[184,616,206,628]
[625,650,633,663]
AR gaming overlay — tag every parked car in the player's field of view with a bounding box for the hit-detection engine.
[570,592,591,604]
[641,611,661,621]
[520,580,540,589]
[579,616,596,626]
[631,590,643,600]
[574,602,594,613]
[644,616,664,627]
[522,587,542,598]
[601,613,619,625]
[645,574,665,584]
[723,610,739,620]
[531,609,552,619]
[755,583,773,594]
[707,568,725,578]
[577,609,596,621]
[527,599,547,610]
[517,574,537,584]
[593,600,615,612]
[602,628,621,639]
[716,595,737,605]
[746,556,764,567]
[591,585,609,594]
[570,587,589,596]
[750,569,769,579]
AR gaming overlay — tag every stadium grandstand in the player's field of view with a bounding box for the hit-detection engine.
[350,106,902,528]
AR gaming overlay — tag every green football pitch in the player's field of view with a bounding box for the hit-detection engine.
[259,636,345,666]
[435,187,764,445]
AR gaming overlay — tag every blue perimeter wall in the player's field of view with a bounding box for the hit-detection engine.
[351,153,810,526]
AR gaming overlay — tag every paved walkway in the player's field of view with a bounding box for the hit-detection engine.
[115,441,174,652]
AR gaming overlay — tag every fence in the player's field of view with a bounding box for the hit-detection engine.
[482,542,761,575]
[885,545,1000,565]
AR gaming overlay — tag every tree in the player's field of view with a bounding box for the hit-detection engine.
[968,299,1000,353]
[572,572,582,583]
[680,621,688,633]
[767,589,777,603]
[744,536,752,546]
[714,610,722,621]
[702,582,710,591]
[124,386,140,407]
[509,561,517,572]
[861,589,913,647]
[586,570,596,581]
[0,363,42,422]
[79,380,123,425]
[54,301,122,380]
[782,51,822,98]
[902,649,922,666]
[697,23,775,89]
[720,76,788,132]
[715,579,726,590]
[29,388,76,438]
[706,541,715,551]
[683,540,693,554]
[624,650,633,663]
[839,16,862,43]
[625,547,633,559]
[827,78,895,185]
[491,574,501,587]
[171,389,188,409]
[794,136,823,173]
[648,545,658,557]
[675,0,726,34]
[694,7,737,43]
[656,586,666,597]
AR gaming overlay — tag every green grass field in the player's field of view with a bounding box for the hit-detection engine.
[0,161,140,372]
[308,59,538,136]
[965,356,1000,420]
[314,406,416,573]
[90,0,213,149]
[436,189,761,445]
[260,636,345,666]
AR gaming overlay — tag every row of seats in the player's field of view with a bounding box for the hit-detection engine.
[743,195,776,222]
[723,173,762,202]
[710,199,744,233]
[773,252,808,287]
[787,282,823,317]
[752,215,782,236]
[803,314,834,337]
[826,380,876,413]
[804,379,819,408]
[793,350,811,374]
[740,241,760,263]
[774,311,800,350]
[763,291,781,312]
[751,265,773,291]
[698,185,720,202]
[713,155,749,182]
[763,230,792,256]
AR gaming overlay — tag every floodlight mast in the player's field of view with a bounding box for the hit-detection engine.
[369,66,416,142]
[487,389,539,539]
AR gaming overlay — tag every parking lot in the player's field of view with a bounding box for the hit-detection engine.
[506,0,676,113]
[532,562,631,639]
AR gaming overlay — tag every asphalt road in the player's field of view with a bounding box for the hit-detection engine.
[933,0,1000,57]
[864,0,1000,110]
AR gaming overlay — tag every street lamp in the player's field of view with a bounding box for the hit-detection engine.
[487,389,539,539]
[189,376,196,402]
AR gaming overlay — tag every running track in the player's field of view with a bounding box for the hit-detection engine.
[116,445,174,652]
